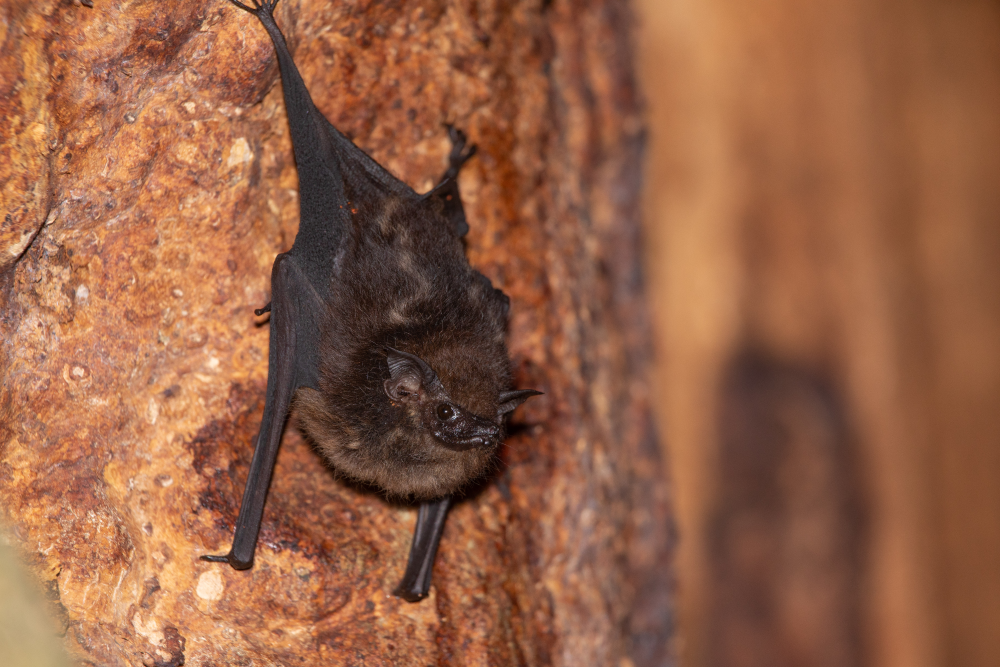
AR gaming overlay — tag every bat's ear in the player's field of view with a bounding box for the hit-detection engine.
[497,389,542,417]
[385,347,442,404]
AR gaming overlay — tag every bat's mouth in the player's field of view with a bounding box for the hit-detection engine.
[432,417,501,452]
[449,434,499,452]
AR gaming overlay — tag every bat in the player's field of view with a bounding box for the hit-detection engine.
[200,0,540,603]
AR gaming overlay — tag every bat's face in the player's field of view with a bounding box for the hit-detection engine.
[295,347,533,500]
[382,347,503,454]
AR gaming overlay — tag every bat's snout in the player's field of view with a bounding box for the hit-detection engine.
[433,415,502,452]
[458,430,501,451]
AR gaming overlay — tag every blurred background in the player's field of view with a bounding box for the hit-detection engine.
[633,1,999,666]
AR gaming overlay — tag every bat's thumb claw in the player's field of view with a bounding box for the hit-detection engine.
[200,552,254,570]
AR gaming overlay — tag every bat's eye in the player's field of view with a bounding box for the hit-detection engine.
[436,404,456,421]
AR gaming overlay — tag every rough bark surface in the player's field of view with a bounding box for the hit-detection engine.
[0,1,672,666]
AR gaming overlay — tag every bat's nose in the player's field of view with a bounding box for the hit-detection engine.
[434,415,502,451]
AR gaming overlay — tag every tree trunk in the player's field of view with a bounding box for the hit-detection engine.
[0,1,672,665]
[637,1,1000,666]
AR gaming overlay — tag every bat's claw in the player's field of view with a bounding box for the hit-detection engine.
[200,551,254,570]
[227,0,279,18]
[446,125,466,149]
[445,126,477,173]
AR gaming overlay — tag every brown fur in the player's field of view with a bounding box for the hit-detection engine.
[294,195,514,500]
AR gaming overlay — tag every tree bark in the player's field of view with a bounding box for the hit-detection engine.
[0,1,672,665]
[637,1,1000,666]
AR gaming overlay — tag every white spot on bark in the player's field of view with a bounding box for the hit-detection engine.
[132,613,164,647]
[146,398,159,425]
[6,227,35,258]
[196,569,224,601]
[226,137,253,169]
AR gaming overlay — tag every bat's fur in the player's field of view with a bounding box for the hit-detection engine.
[295,195,514,499]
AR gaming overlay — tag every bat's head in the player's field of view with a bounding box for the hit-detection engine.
[383,348,504,452]
[296,346,539,500]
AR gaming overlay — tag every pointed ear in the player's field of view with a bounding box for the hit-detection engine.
[384,347,441,403]
[497,389,542,417]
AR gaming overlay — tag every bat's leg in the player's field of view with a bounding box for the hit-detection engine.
[394,496,454,602]
[424,128,478,238]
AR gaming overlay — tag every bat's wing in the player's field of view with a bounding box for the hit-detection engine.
[394,496,454,602]
[423,126,477,238]
[202,254,324,569]
[233,0,416,298]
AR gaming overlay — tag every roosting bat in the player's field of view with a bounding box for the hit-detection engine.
[200,0,540,602]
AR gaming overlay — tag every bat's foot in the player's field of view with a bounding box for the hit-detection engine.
[227,0,279,18]
[445,126,477,177]
[200,551,254,570]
